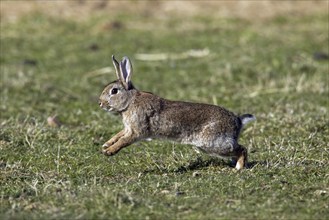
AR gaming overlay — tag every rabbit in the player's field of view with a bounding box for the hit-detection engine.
[98,55,256,170]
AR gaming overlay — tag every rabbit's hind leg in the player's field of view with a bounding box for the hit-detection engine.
[212,136,248,170]
[234,145,248,170]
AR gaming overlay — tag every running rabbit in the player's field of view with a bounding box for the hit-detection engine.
[99,55,255,170]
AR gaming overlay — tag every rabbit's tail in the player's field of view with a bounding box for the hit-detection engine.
[239,114,256,126]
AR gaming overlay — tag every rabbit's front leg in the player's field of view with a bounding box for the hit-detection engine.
[102,133,137,156]
[102,130,125,149]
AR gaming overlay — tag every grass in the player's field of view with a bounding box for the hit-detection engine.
[1,7,328,220]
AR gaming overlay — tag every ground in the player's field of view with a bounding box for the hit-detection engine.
[0,1,328,219]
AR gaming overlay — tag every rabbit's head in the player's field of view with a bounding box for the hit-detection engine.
[99,56,136,113]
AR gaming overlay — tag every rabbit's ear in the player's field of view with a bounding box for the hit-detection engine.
[112,55,121,81]
[119,56,133,90]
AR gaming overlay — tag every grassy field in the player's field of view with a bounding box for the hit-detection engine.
[1,2,328,219]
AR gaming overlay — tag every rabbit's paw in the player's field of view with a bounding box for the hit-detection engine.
[235,161,243,170]
[102,146,117,156]
[102,143,115,156]
[102,142,111,149]
[102,140,119,149]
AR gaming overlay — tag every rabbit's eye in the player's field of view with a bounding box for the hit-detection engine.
[110,88,118,95]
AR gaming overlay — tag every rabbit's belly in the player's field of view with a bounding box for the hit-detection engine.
[182,135,236,155]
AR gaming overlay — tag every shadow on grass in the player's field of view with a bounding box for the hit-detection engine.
[143,157,265,175]
[174,157,230,173]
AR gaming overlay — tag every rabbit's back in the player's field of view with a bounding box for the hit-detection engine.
[126,92,242,151]
[156,99,241,150]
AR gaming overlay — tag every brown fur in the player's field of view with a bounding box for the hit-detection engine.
[99,56,255,170]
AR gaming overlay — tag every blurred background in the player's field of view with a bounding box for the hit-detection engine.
[1,1,327,22]
[1,0,327,113]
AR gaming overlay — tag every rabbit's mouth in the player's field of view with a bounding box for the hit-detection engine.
[100,105,113,112]
[103,107,114,112]
[99,101,114,112]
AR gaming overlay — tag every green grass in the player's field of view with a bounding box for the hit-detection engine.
[1,11,328,220]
